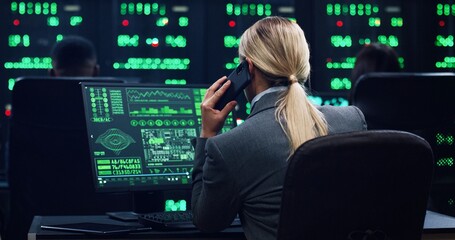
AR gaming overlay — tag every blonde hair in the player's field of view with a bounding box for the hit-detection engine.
[239,16,328,154]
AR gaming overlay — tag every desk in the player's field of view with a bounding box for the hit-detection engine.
[28,211,455,240]
[28,215,246,240]
[423,211,455,240]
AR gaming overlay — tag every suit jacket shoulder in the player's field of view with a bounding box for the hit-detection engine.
[317,105,367,133]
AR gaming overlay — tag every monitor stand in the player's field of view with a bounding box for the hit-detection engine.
[106,211,139,222]
[106,190,191,221]
[106,191,164,222]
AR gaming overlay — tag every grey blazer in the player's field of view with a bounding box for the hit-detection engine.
[192,91,367,240]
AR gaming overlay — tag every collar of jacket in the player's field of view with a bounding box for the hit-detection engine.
[247,91,283,119]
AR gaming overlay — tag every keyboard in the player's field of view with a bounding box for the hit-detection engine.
[138,211,241,230]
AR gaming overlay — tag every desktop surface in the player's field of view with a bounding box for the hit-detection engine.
[28,211,455,240]
[29,215,246,240]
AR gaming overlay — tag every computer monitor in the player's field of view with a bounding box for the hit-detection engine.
[80,82,236,217]
[11,76,125,126]
[7,76,131,239]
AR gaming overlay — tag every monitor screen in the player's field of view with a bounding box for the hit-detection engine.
[11,76,125,133]
[81,82,236,193]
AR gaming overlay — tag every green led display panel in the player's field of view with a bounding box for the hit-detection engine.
[310,0,410,94]
[107,1,205,85]
[434,1,455,70]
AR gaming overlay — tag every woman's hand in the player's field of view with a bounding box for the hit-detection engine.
[200,76,237,138]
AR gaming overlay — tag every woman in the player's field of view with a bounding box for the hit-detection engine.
[192,16,367,240]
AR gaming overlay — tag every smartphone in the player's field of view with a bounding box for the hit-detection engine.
[41,222,152,235]
[214,60,251,110]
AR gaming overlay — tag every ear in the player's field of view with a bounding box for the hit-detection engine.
[49,68,56,77]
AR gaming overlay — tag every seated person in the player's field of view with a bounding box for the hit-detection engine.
[49,35,100,77]
[191,16,367,240]
[351,42,401,88]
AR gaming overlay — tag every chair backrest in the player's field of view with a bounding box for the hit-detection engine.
[350,72,455,131]
[277,130,434,240]
[5,77,132,240]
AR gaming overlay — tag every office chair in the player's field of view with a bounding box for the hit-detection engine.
[350,72,455,216]
[5,77,132,240]
[277,130,434,240]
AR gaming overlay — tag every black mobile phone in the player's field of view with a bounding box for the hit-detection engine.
[214,60,251,110]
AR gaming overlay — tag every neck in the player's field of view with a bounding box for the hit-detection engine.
[247,71,271,100]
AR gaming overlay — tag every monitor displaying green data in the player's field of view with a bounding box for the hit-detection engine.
[81,83,236,192]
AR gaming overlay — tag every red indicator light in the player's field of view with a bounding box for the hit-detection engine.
[228,20,236,28]
[439,20,445,27]
[5,109,11,117]
[336,20,343,27]
[151,38,159,47]
[326,58,332,62]
[13,19,20,26]
[122,19,129,27]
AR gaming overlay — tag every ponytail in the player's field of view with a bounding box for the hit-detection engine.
[275,76,328,154]
[239,16,329,155]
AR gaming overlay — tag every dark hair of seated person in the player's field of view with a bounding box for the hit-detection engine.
[49,35,100,77]
[351,43,401,86]
[349,43,401,102]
